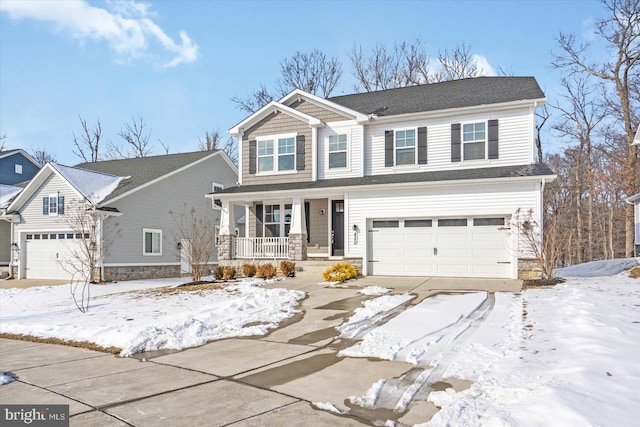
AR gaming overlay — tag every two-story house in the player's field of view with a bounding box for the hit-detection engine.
[212,77,556,279]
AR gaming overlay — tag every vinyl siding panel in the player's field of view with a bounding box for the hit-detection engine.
[242,112,312,185]
[0,153,40,185]
[102,155,237,265]
[307,198,329,246]
[364,107,534,176]
[318,123,363,180]
[0,221,10,265]
[290,99,351,123]
[346,181,540,262]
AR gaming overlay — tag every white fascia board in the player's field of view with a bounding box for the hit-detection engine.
[229,101,323,136]
[280,89,369,123]
[0,149,41,168]
[633,125,639,146]
[104,151,222,204]
[366,98,547,124]
[626,193,640,203]
[212,173,558,203]
[6,163,85,212]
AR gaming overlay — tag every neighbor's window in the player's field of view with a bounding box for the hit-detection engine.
[212,182,223,209]
[463,122,486,160]
[395,129,416,165]
[143,229,162,255]
[328,134,347,169]
[15,164,23,174]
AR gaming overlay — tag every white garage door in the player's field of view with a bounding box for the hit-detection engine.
[368,217,511,278]
[23,232,79,280]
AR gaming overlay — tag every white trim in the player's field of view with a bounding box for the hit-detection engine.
[279,89,369,123]
[311,126,318,181]
[229,101,323,136]
[461,120,488,162]
[256,133,298,174]
[393,128,418,166]
[327,132,350,170]
[0,149,41,168]
[143,228,162,256]
[48,193,59,216]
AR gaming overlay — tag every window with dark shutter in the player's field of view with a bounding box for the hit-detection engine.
[58,196,65,215]
[384,130,394,167]
[43,197,49,215]
[451,123,461,162]
[417,127,427,164]
[248,140,257,174]
[488,119,499,159]
[296,135,305,170]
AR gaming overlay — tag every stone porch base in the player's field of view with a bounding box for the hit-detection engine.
[103,265,181,282]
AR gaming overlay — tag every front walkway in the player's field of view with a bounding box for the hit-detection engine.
[0,275,519,426]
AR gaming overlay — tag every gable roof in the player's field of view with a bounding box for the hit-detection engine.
[51,163,124,204]
[0,149,41,168]
[0,184,22,209]
[214,163,555,196]
[328,76,545,117]
[75,150,223,203]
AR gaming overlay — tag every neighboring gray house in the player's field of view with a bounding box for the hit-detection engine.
[0,184,23,273]
[3,150,238,281]
[0,149,41,185]
[628,192,640,257]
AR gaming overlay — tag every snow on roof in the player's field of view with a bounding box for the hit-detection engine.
[0,184,22,208]
[51,163,127,204]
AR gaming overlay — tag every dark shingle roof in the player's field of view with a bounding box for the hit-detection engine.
[216,164,554,195]
[329,77,545,116]
[75,150,218,201]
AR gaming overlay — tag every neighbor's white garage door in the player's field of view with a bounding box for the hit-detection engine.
[367,217,511,278]
[23,232,77,280]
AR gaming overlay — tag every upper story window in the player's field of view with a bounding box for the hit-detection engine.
[212,182,223,209]
[328,134,347,169]
[395,129,416,165]
[15,164,23,174]
[143,228,162,256]
[257,135,295,173]
[462,122,486,160]
[42,194,64,216]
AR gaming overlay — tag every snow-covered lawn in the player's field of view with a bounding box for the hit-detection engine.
[0,277,305,357]
[340,259,640,426]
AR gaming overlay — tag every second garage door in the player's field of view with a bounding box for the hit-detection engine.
[367,217,511,278]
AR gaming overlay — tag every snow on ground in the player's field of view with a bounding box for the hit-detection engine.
[0,371,16,385]
[339,260,640,426]
[0,277,304,357]
[556,257,639,277]
[359,286,391,296]
[337,293,414,340]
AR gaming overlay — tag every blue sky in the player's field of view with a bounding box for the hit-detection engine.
[0,0,604,165]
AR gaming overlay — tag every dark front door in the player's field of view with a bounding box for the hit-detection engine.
[331,200,344,256]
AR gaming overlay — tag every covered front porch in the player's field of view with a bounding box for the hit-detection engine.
[217,197,346,261]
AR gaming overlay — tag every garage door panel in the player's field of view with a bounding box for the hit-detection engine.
[24,234,75,280]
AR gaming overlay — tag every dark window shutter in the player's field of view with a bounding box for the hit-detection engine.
[304,201,310,243]
[451,123,461,162]
[385,130,394,167]
[488,119,499,160]
[255,204,263,238]
[417,127,428,164]
[43,197,49,215]
[248,140,257,174]
[296,135,305,170]
[58,196,64,215]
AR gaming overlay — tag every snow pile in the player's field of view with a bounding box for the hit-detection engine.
[0,278,305,357]
[312,402,346,414]
[337,293,414,340]
[359,286,390,296]
[0,371,16,385]
[556,257,639,277]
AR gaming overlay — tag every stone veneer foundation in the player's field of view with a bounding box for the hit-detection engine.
[103,265,180,282]
[517,258,543,280]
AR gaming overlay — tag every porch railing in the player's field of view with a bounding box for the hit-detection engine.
[233,237,290,259]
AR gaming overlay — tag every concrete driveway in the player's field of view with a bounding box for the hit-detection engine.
[0,275,520,426]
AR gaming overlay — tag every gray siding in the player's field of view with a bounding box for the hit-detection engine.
[0,220,10,265]
[0,153,39,185]
[103,154,237,265]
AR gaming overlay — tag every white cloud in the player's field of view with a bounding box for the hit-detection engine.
[0,0,198,68]
[472,54,497,76]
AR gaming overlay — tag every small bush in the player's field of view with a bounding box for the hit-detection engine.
[213,265,224,280]
[222,266,237,281]
[322,262,358,283]
[280,260,296,277]
[630,266,640,279]
[256,263,277,279]
[242,263,257,277]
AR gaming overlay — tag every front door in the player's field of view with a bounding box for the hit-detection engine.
[331,200,344,256]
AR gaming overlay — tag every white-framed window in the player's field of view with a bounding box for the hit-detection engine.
[462,122,486,160]
[262,203,292,237]
[257,134,296,173]
[143,228,162,256]
[15,164,23,174]
[48,193,58,216]
[328,134,348,169]
[395,129,416,165]
[212,182,224,209]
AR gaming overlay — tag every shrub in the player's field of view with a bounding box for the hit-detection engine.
[222,266,237,281]
[256,263,277,279]
[322,262,358,283]
[630,266,640,279]
[213,265,224,280]
[280,260,296,277]
[242,263,257,277]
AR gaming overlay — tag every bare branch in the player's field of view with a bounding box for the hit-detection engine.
[72,116,102,162]
[198,129,238,165]
[30,148,57,165]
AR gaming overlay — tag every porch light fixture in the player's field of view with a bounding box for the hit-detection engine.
[176,242,182,250]
[320,209,326,215]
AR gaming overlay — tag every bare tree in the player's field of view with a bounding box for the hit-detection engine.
[198,129,238,165]
[553,0,640,256]
[0,134,6,151]
[158,139,170,155]
[30,148,57,165]
[111,115,153,158]
[73,116,102,162]
[170,204,217,282]
[434,43,481,81]
[535,104,551,163]
[57,200,118,312]
[232,49,343,113]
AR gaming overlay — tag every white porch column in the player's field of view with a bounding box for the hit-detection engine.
[218,200,235,260]
[289,196,307,261]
